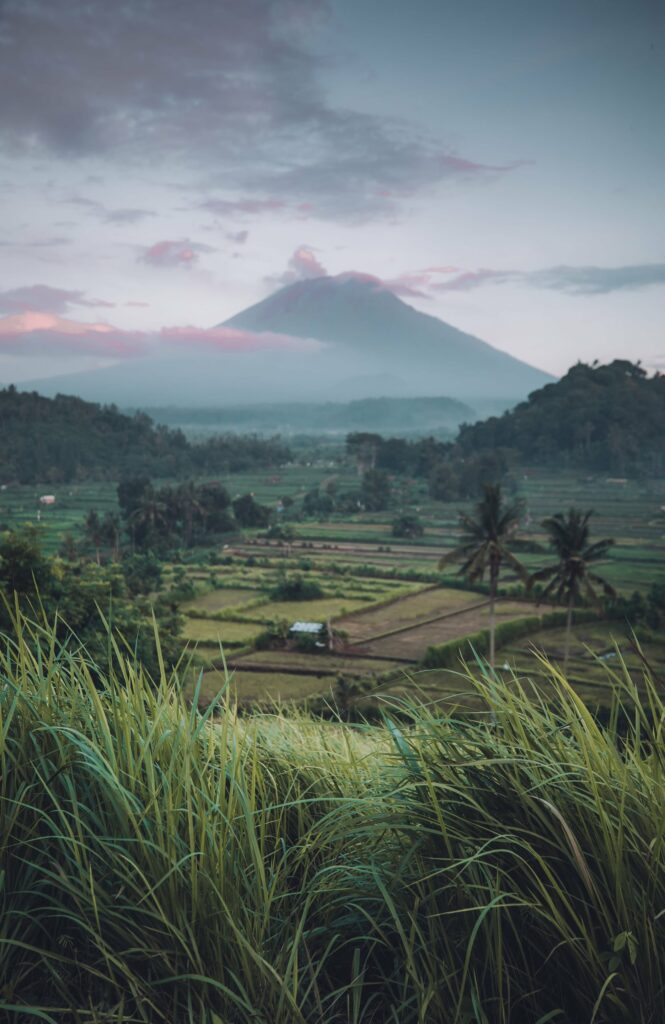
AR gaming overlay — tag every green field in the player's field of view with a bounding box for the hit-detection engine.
[3,466,665,712]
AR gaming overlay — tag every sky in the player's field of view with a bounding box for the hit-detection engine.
[0,0,664,386]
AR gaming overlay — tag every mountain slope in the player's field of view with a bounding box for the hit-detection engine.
[222,274,553,400]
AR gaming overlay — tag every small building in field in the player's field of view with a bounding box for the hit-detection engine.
[289,620,331,650]
[289,621,324,637]
[39,495,56,505]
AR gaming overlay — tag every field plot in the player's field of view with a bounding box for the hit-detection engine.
[371,620,665,711]
[232,650,402,676]
[358,600,541,661]
[181,618,262,646]
[336,586,482,643]
[195,667,335,704]
[244,596,369,623]
[0,482,119,553]
[181,588,258,614]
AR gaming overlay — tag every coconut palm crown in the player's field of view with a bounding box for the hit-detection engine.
[531,508,616,671]
[439,483,527,667]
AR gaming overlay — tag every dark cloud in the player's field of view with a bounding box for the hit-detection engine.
[139,239,215,268]
[0,0,524,219]
[0,284,114,314]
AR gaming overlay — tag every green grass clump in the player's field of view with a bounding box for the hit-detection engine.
[0,614,663,1022]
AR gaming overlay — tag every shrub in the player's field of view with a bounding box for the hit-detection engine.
[270,572,325,601]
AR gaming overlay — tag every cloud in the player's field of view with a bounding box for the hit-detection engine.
[0,285,115,315]
[0,313,145,357]
[527,263,665,295]
[425,263,665,295]
[432,268,515,292]
[268,245,328,286]
[139,239,215,268]
[200,198,289,217]
[0,311,323,360]
[105,208,155,224]
[0,237,71,249]
[63,195,155,224]
[227,230,249,245]
[0,0,526,219]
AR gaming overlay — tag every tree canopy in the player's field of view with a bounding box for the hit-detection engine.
[457,361,665,475]
[0,387,291,483]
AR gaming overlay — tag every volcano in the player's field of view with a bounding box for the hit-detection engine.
[21,274,553,409]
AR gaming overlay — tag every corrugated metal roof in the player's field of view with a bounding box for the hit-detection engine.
[289,621,324,633]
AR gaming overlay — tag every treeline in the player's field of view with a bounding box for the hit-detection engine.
[0,387,291,483]
[82,478,271,556]
[146,395,473,436]
[457,360,665,475]
[345,432,508,502]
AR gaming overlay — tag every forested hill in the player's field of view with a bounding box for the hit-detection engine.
[457,361,665,474]
[0,387,290,483]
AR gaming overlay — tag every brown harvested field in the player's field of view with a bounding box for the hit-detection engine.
[359,601,542,661]
[337,587,483,643]
[182,588,258,614]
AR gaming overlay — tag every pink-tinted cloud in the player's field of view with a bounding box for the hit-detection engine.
[0,284,114,315]
[0,312,322,360]
[0,313,146,357]
[269,245,328,286]
[140,239,215,268]
[432,268,515,291]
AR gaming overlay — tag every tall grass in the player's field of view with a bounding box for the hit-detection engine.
[0,613,663,1022]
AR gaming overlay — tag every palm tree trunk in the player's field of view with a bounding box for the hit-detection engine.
[489,566,498,669]
[564,592,574,675]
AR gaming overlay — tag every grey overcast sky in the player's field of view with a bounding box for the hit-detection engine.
[0,0,663,383]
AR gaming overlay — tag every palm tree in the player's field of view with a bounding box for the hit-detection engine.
[129,494,169,550]
[84,509,104,565]
[530,509,615,673]
[439,483,527,668]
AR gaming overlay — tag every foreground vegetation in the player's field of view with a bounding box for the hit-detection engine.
[1,616,663,1023]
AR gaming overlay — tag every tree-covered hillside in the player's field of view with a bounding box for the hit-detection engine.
[0,387,290,483]
[457,361,665,474]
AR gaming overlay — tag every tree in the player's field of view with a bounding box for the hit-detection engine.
[232,493,271,529]
[129,492,170,550]
[84,509,104,565]
[530,509,615,673]
[439,484,527,668]
[361,469,391,512]
[392,513,424,538]
[0,526,51,603]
